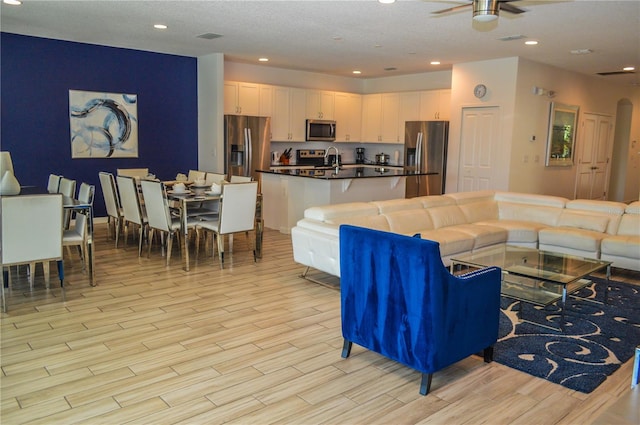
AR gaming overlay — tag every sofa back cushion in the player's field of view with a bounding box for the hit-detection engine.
[370,198,424,214]
[446,190,496,205]
[428,205,468,229]
[617,203,640,236]
[494,191,567,208]
[304,202,378,222]
[458,200,499,223]
[566,199,626,234]
[334,215,391,232]
[557,210,610,233]
[414,195,457,208]
[384,209,434,234]
[498,202,563,226]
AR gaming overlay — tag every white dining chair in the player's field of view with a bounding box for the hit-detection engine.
[63,183,94,270]
[205,172,226,186]
[47,174,62,193]
[116,175,147,256]
[58,177,76,229]
[117,168,149,177]
[195,181,258,268]
[99,171,123,247]
[187,169,206,182]
[140,180,200,266]
[229,175,252,183]
[1,194,64,312]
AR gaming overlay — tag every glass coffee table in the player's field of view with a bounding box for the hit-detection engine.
[451,245,612,330]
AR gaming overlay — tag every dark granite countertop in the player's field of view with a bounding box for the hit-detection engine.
[257,166,438,180]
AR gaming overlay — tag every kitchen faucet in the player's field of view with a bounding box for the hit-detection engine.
[324,146,340,172]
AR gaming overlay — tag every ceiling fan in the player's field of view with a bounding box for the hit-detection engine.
[432,0,527,23]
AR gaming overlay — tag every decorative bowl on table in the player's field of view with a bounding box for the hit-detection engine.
[191,185,209,196]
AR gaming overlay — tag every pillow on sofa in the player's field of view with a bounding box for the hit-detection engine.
[557,210,609,233]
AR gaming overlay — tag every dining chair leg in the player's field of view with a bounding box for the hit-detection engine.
[137,226,144,257]
[57,260,65,302]
[115,217,121,248]
[166,232,174,267]
[43,261,51,289]
[28,262,35,290]
[195,228,201,262]
[123,222,129,247]
[217,233,225,268]
[147,228,155,258]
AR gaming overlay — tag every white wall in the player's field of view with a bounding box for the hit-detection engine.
[447,57,519,193]
[198,53,225,173]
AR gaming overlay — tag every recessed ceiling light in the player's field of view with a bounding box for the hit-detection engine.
[3,0,22,5]
[352,70,362,74]
[525,40,538,46]
[378,0,396,4]
[259,58,269,62]
[384,67,397,71]
[430,61,441,65]
[154,24,167,30]
[623,66,635,71]
[332,36,343,41]
[374,44,382,48]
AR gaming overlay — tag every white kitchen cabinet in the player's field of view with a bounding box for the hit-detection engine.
[419,89,451,121]
[334,92,362,142]
[271,86,307,142]
[398,91,421,139]
[224,81,261,116]
[259,85,273,117]
[306,90,335,120]
[361,93,400,143]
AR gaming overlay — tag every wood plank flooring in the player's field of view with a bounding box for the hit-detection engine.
[1,223,638,424]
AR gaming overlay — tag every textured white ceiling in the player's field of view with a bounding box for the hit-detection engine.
[1,0,638,86]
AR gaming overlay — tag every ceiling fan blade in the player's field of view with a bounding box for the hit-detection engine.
[431,2,473,15]
[499,2,527,14]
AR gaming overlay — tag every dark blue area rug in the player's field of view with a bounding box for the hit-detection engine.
[494,277,640,393]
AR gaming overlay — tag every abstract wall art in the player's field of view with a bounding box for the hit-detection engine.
[69,90,138,158]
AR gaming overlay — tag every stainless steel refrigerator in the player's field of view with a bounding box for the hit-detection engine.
[224,115,271,181]
[404,121,449,197]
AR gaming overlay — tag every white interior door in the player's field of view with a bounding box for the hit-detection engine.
[458,106,502,192]
[574,113,613,199]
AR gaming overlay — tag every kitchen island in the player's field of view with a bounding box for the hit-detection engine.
[259,165,437,234]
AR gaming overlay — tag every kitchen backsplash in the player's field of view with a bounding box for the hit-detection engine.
[270,141,404,165]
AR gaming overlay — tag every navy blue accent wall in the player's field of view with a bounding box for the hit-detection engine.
[1,33,198,217]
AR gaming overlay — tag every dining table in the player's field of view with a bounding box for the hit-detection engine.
[166,185,263,271]
[10,186,96,286]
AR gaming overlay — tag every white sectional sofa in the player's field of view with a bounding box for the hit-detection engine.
[291,191,640,276]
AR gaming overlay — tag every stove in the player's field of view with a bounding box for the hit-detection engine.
[296,149,326,166]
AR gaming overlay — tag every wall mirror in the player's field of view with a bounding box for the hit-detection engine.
[545,102,579,166]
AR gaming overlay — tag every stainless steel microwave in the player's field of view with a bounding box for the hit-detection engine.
[306,119,336,141]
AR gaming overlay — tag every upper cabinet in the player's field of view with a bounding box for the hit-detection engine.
[334,92,362,143]
[398,91,421,138]
[419,89,451,121]
[271,86,307,142]
[306,90,335,120]
[224,81,260,116]
[361,93,401,143]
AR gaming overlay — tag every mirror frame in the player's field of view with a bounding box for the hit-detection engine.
[545,102,579,167]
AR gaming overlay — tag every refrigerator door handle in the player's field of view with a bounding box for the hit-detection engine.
[245,127,252,177]
[416,132,423,172]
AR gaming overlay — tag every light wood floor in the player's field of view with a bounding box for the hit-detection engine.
[1,224,638,425]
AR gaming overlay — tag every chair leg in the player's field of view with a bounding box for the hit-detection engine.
[28,262,35,290]
[484,346,494,363]
[166,232,174,267]
[137,226,144,257]
[115,217,121,248]
[43,261,51,289]
[148,229,155,258]
[195,228,202,262]
[217,233,224,268]
[419,373,433,395]
[57,260,65,302]
[341,340,352,358]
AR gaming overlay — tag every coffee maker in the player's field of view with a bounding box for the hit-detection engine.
[355,147,365,164]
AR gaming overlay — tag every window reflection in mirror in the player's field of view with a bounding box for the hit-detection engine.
[546,102,579,166]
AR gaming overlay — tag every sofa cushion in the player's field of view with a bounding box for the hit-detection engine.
[475,220,543,244]
[448,224,507,249]
[414,195,457,208]
[494,191,567,208]
[538,227,605,252]
[370,198,423,214]
[498,202,563,226]
[617,205,640,236]
[557,210,610,233]
[601,235,640,258]
[428,205,468,229]
[446,190,496,205]
[304,202,378,222]
[334,215,391,232]
[565,199,626,234]
[458,200,499,223]
[418,229,475,256]
[384,209,434,234]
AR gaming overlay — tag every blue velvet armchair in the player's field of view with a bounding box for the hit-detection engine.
[339,225,502,395]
